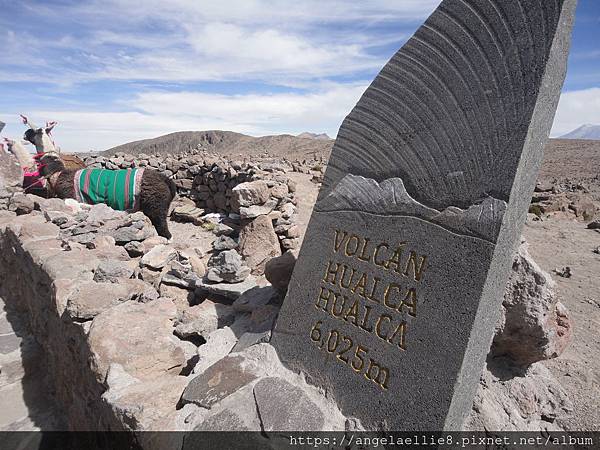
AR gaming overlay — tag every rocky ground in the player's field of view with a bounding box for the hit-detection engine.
[0,136,598,435]
[523,218,600,431]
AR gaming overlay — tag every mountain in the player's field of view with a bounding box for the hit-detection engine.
[296,132,331,140]
[103,130,333,159]
[560,124,600,140]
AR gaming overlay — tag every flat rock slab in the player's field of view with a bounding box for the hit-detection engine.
[232,286,277,313]
[272,0,576,431]
[88,298,185,382]
[253,377,324,432]
[195,276,258,300]
[180,356,257,408]
[232,331,271,353]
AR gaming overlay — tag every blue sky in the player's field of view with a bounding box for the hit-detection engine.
[1,0,599,152]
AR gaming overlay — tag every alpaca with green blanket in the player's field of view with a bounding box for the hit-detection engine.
[38,154,176,239]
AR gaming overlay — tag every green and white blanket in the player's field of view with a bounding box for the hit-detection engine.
[73,168,144,211]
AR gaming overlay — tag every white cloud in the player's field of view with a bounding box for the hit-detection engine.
[74,0,440,28]
[1,83,367,152]
[4,86,596,153]
[551,88,600,136]
[0,0,440,86]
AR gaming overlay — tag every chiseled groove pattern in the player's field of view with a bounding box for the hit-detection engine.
[359,83,452,190]
[405,31,491,200]
[322,0,565,214]
[425,15,502,176]
[395,34,484,191]
[400,41,490,180]
[483,0,527,124]
[417,26,488,186]
[465,0,526,126]
[333,125,399,182]
[437,4,510,166]
[349,102,433,185]
[514,1,537,81]
[390,53,477,160]
[373,68,466,196]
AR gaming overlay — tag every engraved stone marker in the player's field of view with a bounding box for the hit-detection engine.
[272,0,576,431]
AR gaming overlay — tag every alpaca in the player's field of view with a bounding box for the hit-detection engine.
[20,115,86,170]
[3,138,35,170]
[3,137,48,194]
[37,152,177,239]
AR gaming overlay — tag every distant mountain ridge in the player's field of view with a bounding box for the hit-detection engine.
[103,130,333,159]
[296,132,331,140]
[560,124,600,140]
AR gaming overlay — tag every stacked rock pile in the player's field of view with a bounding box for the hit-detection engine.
[84,151,303,252]
[0,196,349,436]
[530,179,599,222]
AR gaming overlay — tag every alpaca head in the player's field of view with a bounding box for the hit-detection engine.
[2,137,36,167]
[23,126,57,153]
[21,115,58,153]
[3,137,29,155]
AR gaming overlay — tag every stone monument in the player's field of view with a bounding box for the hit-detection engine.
[272,0,577,431]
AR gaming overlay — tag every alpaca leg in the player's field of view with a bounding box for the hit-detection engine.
[139,169,176,240]
[148,212,172,240]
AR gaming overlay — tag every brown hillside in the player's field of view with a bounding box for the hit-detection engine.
[539,138,600,182]
[103,130,333,160]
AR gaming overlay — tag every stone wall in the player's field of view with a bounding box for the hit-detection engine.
[84,151,302,252]
[0,212,126,432]
[0,200,346,447]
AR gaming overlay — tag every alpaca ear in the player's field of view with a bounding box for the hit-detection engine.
[45,121,58,133]
[20,114,37,129]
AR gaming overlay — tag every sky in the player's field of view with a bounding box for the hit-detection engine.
[0,0,599,152]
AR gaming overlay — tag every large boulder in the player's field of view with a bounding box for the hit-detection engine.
[231,181,270,210]
[8,193,35,215]
[65,279,156,320]
[206,250,250,283]
[567,194,596,221]
[492,241,573,366]
[238,215,281,275]
[140,244,178,270]
[174,299,235,341]
[88,299,185,382]
[468,241,574,431]
[86,203,126,224]
[180,356,258,408]
[253,377,325,431]
[264,249,298,293]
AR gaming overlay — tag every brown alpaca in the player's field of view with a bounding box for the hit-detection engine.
[38,153,177,239]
